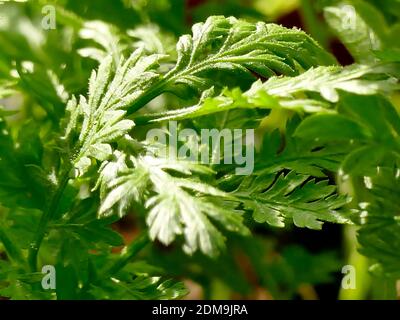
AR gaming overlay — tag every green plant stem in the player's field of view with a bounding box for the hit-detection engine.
[338,176,371,300]
[339,225,371,300]
[126,79,169,115]
[104,233,150,277]
[28,169,71,272]
[0,225,24,265]
[125,53,234,116]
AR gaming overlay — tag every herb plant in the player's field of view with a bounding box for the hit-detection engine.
[0,0,399,300]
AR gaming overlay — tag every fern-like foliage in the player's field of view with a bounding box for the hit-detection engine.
[62,50,163,175]
[96,149,248,256]
[235,171,351,229]
[167,16,334,87]
[1,1,399,300]
[125,15,336,113]
[137,63,398,123]
[295,94,400,176]
[357,166,400,278]
[58,16,350,258]
[295,93,400,276]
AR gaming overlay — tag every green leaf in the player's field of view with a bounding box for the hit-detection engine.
[253,117,349,177]
[357,166,400,278]
[324,1,400,64]
[139,63,398,123]
[62,48,166,175]
[324,2,384,62]
[126,15,336,114]
[295,114,370,142]
[258,63,399,103]
[52,200,124,248]
[0,119,48,209]
[170,16,334,86]
[341,145,387,176]
[235,171,352,230]
[97,151,248,257]
[296,95,400,175]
